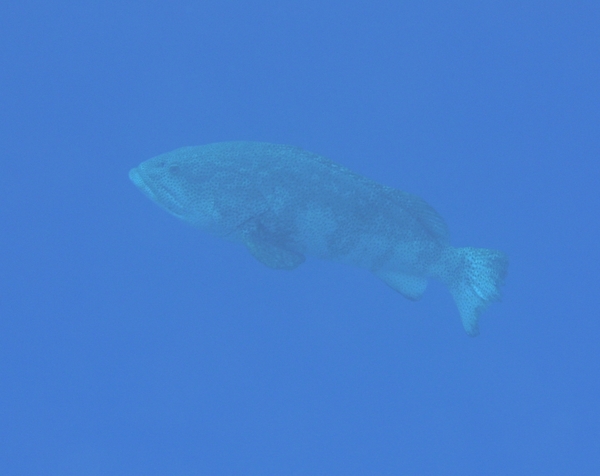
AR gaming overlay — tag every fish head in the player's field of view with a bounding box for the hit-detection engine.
[129,147,221,227]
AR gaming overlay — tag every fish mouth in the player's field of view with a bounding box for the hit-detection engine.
[129,167,158,202]
[129,166,186,219]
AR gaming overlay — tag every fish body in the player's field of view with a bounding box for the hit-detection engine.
[130,141,507,335]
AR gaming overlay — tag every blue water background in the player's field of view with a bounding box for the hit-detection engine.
[1,2,599,474]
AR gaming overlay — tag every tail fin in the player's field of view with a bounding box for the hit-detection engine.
[446,247,508,336]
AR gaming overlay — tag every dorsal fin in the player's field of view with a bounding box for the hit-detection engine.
[390,189,450,242]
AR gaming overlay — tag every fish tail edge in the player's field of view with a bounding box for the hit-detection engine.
[446,247,508,336]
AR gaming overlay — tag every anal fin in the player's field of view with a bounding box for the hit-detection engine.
[377,271,427,301]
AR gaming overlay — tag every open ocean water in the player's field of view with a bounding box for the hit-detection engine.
[1,2,599,474]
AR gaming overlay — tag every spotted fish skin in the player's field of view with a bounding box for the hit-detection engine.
[129,141,507,335]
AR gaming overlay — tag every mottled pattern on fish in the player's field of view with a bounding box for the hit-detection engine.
[130,141,507,336]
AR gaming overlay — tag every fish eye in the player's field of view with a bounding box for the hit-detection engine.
[169,164,180,174]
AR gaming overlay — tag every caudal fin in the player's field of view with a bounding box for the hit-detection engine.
[446,247,508,336]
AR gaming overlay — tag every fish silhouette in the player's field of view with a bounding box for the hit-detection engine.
[129,142,507,336]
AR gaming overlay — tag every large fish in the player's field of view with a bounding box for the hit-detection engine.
[129,141,507,336]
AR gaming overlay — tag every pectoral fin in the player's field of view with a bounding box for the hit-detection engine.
[238,218,305,270]
[377,271,427,301]
[243,238,305,269]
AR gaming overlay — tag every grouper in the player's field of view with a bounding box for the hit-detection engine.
[129,141,508,336]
